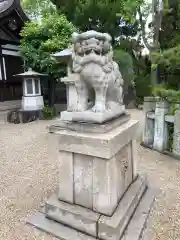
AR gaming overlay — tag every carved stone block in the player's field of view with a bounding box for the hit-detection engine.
[60,30,125,123]
[55,119,138,215]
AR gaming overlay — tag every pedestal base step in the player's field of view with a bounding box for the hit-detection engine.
[27,177,155,240]
[28,212,96,240]
[49,113,130,134]
[27,187,154,240]
[60,105,126,124]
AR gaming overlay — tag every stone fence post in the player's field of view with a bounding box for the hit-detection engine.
[153,100,169,152]
[142,96,157,146]
[173,110,180,157]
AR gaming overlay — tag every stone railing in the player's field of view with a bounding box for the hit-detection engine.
[142,96,180,158]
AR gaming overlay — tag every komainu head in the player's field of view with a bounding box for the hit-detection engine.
[72,30,112,57]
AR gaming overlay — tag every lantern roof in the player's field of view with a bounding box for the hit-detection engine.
[52,48,72,62]
[14,68,47,77]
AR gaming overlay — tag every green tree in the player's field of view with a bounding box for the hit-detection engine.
[21,0,56,19]
[151,0,180,89]
[51,0,144,42]
[138,0,166,86]
[52,0,148,104]
[20,12,76,106]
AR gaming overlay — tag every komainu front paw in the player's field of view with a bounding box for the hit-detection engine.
[75,104,88,112]
[92,104,106,113]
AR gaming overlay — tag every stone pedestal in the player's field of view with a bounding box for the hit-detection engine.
[57,119,138,215]
[28,117,154,240]
[21,95,44,111]
[61,105,126,123]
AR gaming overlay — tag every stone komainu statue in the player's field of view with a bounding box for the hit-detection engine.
[71,30,124,113]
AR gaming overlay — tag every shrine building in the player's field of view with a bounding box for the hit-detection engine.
[0,0,28,116]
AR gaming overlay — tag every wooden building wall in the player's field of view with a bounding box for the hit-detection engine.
[0,44,23,101]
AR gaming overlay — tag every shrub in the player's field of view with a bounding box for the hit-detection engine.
[152,85,180,103]
[43,105,56,120]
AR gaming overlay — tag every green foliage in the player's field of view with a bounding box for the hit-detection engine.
[20,13,76,78]
[153,45,180,71]
[152,85,180,103]
[114,48,134,87]
[51,0,144,41]
[43,105,56,119]
[134,74,152,105]
[21,0,56,19]
[155,1,180,87]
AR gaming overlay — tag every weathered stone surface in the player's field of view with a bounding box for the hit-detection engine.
[173,111,180,156]
[143,96,159,113]
[61,74,78,112]
[54,119,138,215]
[121,188,155,240]
[28,181,154,240]
[60,105,126,124]
[153,101,169,152]
[49,113,130,134]
[58,151,73,203]
[98,176,147,240]
[142,97,157,147]
[146,111,155,119]
[55,119,139,159]
[74,153,93,208]
[57,142,135,214]
[93,153,118,215]
[93,143,133,216]
[132,140,138,180]
[45,195,100,237]
[58,30,125,123]
[27,212,96,240]
[165,114,174,123]
[142,116,155,146]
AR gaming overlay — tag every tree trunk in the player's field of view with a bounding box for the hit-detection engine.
[138,0,164,87]
[150,52,158,86]
[48,77,56,108]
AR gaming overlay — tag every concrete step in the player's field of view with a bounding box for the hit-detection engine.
[45,194,100,237]
[122,188,155,240]
[27,186,154,240]
[27,176,155,240]
[27,212,96,240]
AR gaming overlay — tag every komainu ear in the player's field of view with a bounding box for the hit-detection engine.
[103,33,112,42]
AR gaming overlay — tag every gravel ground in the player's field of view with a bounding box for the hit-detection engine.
[0,110,179,240]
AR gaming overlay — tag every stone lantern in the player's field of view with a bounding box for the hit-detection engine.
[52,48,78,112]
[14,68,46,111]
